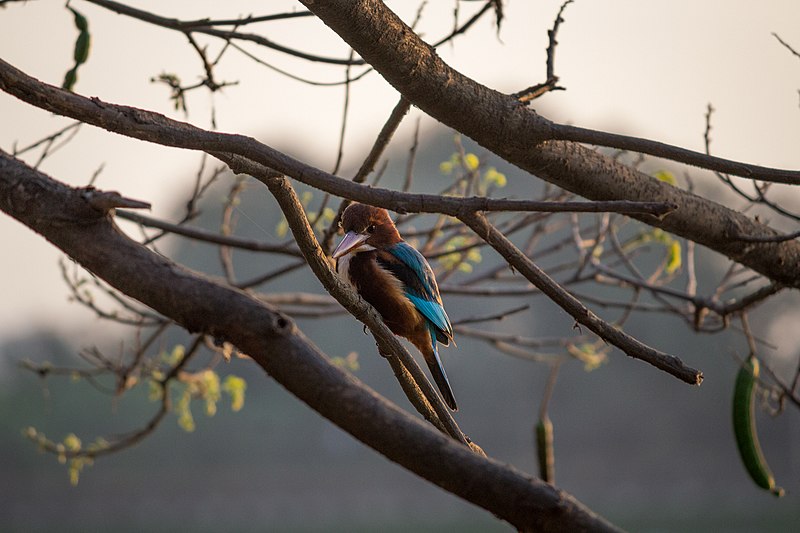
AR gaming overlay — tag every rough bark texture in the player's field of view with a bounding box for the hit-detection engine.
[0,151,621,533]
[299,0,800,287]
[0,55,796,287]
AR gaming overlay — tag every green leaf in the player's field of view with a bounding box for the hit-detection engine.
[74,29,90,64]
[654,170,676,185]
[483,167,507,188]
[567,343,607,371]
[222,375,247,412]
[163,344,185,365]
[68,457,92,487]
[68,6,89,32]
[201,370,221,417]
[63,433,82,452]
[148,379,163,402]
[275,217,289,238]
[464,153,480,171]
[62,66,78,92]
[176,388,195,432]
[62,7,91,92]
[666,240,682,274]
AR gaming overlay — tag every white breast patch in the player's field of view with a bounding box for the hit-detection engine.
[336,253,355,287]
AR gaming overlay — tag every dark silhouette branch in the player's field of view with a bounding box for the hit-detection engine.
[459,211,703,385]
[116,210,303,255]
[513,0,572,103]
[216,152,472,448]
[0,57,675,219]
[85,0,364,66]
[0,150,621,533]
[297,0,800,287]
[551,124,800,186]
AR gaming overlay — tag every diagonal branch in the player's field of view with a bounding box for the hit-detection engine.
[297,0,800,287]
[459,211,703,385]
[0,150,621,533]
[216,152,472,448]
[0,58,678,218]
[85,0,363,66]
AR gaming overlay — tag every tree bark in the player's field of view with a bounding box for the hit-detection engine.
[299,0,800,288]
[0,150,621,533]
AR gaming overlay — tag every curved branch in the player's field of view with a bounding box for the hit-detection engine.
[297,0,800,288]
[0,151,620,533]
[85,0,364,66]
[551,124,800,186]
[0,58,676,217]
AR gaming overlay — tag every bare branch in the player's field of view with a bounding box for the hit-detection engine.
[116,210,303,256]
[459,211,703,385]
[513,0,572,103]
[772,32,800,60]
[85,0,364,66]
[0,150,620,532]
[294,0,800,287]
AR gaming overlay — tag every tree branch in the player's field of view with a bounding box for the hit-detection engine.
[297,0,800,288]
[216,152,473,448]
[0,57,674,217]
[85,0,364,66]
[459,211,703,385]
[116,210,303,255]
[0,150,620,533]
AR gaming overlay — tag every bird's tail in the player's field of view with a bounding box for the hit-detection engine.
[426,325,458,411]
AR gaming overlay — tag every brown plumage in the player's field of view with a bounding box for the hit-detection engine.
[333,203,458,410]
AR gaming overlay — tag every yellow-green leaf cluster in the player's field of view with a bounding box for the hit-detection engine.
[161,344,185,366]
[666,240,682,274]
[438,148,507,195]
[654,170,677,186]
[331,351,360,372]
[464,153,480,171]
[438,236,482,273]
[171,370,246,431]
[567,343,608,371]
[222,374,247,412]
[22,428,103,486]
[483,167,507,188]
[176,385,196,432]
[625,228,683,275]
[68,457,93,487]
[200,370,221,417]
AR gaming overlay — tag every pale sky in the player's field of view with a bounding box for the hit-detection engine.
[1,1,799,345]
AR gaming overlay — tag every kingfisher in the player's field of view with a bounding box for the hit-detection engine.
[332,203,458,410]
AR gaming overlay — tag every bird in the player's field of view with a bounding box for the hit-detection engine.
[332,203,458,410]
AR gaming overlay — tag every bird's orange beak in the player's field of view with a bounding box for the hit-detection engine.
[332,231,369,259]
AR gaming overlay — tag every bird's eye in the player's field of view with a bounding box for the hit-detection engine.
[367,224,376,234]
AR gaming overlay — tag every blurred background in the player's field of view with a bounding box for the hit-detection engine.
[1,1,799,531]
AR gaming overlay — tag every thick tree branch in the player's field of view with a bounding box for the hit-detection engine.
[221,154,469,445]
[0,57,671,217]
[0,150,620,533]
[297,0,800,287]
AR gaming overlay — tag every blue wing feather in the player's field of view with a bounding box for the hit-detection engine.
[385,242,453,340]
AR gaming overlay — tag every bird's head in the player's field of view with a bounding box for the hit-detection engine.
[332,203,402,258]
